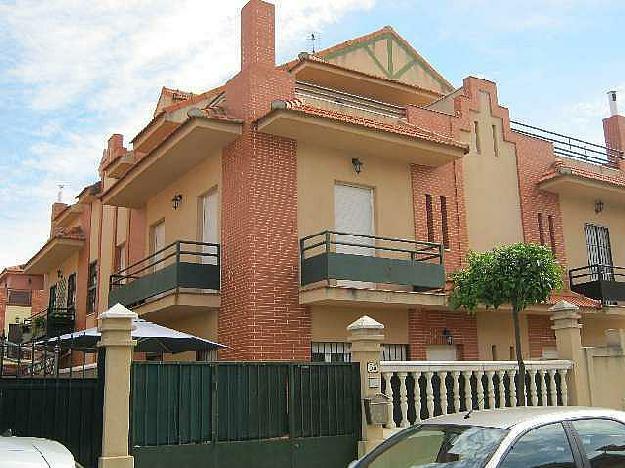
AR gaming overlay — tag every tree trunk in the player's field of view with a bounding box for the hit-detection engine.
[512,306,526,406]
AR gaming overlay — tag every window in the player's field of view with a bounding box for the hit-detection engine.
[311,342,408,362]
[150,221,166,271]
[48,284,57,311]
[440,196,449,249]
[537,213,545,245]
[585,224,614,280]
[114,243,126,273]
[7,290,31,306]
[492,124,499,157]
[501,423,575,467]
[547,215,556,254]
[572,418,625,467]
[311,342,351,362]
[66,273,76,314]
[367,425,505,468]
[199,191,219,265]
[425,194,434,242]
[87,261,98,314]
[474,121,481,153]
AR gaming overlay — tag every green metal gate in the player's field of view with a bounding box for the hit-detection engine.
[131,362,361,468]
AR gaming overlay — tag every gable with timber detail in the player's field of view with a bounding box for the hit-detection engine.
[319,28,453,95]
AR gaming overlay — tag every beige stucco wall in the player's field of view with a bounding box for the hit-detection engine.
[582,315,625,347]
[156,310,219,362]
[89,200,101,262]
[584,346,625,411]
[311,307,409,344]
[97,205,117,313]
[476,309,530,360]
[297,143,415,240]
[144,149,221,249]
[560,195,625,270]
[462,91,524,252]
[4,305,31,334]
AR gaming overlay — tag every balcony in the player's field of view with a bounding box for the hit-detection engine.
[569,264,625,305]
[22,307,75,342]
[299,231,446,307]
[108,240,220,313]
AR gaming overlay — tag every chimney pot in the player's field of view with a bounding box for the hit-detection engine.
[608,90,619,116]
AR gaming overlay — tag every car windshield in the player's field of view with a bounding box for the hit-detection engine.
[367,424,507,468]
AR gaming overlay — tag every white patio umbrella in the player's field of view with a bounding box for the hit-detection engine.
[42,308,224,353]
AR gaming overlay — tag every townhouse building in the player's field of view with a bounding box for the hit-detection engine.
[20,0,625,363]
[0,266,44,341]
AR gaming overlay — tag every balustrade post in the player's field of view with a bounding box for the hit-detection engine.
[398,372,409,427]
[425,371,435,419]
[97,304,137,468]
[439,371,448,415]
[540,370,548,406]
[529,369,538,406]
[452,371,461,413]
[462,370,473,411]
[550,301,590,406]
[507,369,518,407]
[486,371,496,409]
[412,371,422,423]
[382,372,394,428]
[347,316,385,456]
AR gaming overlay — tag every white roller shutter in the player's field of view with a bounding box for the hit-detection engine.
[200,191,218,265]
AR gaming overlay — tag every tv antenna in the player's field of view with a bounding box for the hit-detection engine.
[57,184,65,203]
[307,33,320,54]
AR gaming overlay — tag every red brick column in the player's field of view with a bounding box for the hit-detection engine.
[218,0,311,360]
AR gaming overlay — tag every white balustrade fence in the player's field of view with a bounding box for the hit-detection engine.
[380,360,573,428]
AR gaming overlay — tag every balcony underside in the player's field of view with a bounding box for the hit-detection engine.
[257,110,465,167]
[24,238,84,275]
[103,117,242,208]
[127,290,220,319]
[539,174,625,204]
[300,285,446,308]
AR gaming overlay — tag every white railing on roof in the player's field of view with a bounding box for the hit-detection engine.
[380,360,573,428]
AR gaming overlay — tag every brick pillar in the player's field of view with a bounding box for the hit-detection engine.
[219,0,311,360]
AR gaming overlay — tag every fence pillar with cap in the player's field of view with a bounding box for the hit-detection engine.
[347,315,386,457]
[550,300,590,406]
[98,304,137,468]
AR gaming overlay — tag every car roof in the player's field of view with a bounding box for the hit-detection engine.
[421,406,625,429]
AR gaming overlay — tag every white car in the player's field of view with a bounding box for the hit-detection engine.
[351,406,625,467]
[0,433,76,468]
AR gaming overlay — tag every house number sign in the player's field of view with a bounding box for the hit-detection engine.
[367,361,379,373]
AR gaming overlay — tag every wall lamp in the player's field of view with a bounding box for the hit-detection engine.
[351,157,363,174]
[171,193,183,210]
[594,200,604,214]
[442,328,454,346]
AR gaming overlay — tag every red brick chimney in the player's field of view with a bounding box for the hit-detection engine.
[220,1,309,360]
[602,91,625,170]
[241,0,275,69]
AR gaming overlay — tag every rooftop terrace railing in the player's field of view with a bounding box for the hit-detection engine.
[510,120,624,168]
[295,81,407,119]
[569,264,625,304]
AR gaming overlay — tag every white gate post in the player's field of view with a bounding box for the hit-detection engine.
[347,315,385,457]
[98,304,137,468]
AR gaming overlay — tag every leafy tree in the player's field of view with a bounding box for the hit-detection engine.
[449,243,563,405]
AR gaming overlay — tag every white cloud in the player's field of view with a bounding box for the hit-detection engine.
[0,0,375,267]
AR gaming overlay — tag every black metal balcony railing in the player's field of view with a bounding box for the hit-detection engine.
[109,240,220,308]
[510,120,624,168]
[300,231,445,290]
[22,307,75,342]
[569,264,625,304]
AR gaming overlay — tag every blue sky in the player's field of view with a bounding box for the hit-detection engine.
[0,0,623,268]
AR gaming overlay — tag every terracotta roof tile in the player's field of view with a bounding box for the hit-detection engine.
[540,158,625,188]
[272,100,467,150]
[548,290,601,309]
[50,226,85,241]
